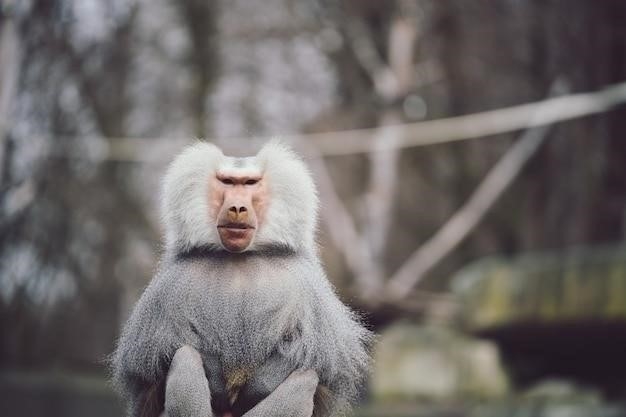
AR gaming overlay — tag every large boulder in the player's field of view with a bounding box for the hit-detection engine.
[450,245,626,391]
[371,323,509,402]
[452,245,626,330]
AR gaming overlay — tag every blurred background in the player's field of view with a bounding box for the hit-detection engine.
[2,0,626,416]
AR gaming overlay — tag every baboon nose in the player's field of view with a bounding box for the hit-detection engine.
[227,206,238,222]
[227,206,248,222]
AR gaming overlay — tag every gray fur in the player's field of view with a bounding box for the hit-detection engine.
[112,142,373,417]
[164,345,319,417]
[165,346,212,417]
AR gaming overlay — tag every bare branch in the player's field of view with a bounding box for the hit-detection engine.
[365,112,402,266]
[308,80,626,156]
[41,79,626,162]
[304,146,383,297]
[344,18,398,100]
[307,12,421,299]
[0,9,21,177]
[385,80,569,300]
[388,15,418,93]
[364,14,418,265]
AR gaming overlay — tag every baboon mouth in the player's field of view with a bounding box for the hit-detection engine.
[218,223,254,230]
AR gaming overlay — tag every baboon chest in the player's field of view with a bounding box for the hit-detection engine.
[190,262,302,416]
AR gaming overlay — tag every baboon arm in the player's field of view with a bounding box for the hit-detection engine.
[242,370,319,417]
[163,348,318,417]
[164,346,214,417]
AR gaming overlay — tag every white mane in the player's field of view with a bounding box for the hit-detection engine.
[161,140,319,254]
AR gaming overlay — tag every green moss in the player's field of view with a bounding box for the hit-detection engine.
[452,245,626,331]
[606,265,626,317]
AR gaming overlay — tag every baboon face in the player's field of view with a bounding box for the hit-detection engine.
[211,169,268,252]
[161,141,319,255]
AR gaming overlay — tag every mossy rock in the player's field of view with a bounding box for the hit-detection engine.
[371,323,509,402]
[451,245,626,331]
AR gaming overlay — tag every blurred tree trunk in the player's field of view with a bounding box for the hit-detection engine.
[173,0,219,137]
[310,0,626,318]
[0,1,20,181]
[0,0,149,370]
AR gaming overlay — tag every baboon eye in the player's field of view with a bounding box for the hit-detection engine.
[220,178,234,185]
[245,179,259,185]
